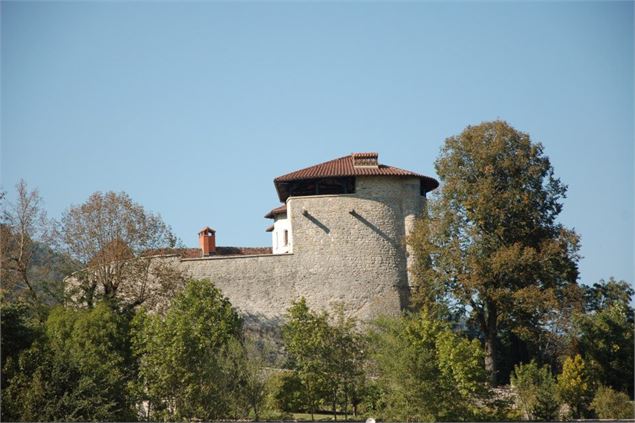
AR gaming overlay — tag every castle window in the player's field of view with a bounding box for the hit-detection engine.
[283,230,288,247]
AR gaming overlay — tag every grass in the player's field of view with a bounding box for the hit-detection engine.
[290,412,365,421]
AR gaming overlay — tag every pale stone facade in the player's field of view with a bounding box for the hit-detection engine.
[174,176,426,325]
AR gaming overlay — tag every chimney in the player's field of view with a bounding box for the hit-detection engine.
[198,227,216,256]
[352,152,379,168]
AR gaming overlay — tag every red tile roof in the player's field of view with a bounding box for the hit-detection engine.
[273,152,438,201]
[144,247,272,259]
[264,204,287,219]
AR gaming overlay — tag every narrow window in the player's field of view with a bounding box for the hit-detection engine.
[283,230,289,247]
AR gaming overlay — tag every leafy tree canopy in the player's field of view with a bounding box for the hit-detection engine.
[575,280,634,396]
[371,309,493,421]
[409,120,581,383]
[57,191,183,309]
[2,302,136,421]
[133,279,244,421]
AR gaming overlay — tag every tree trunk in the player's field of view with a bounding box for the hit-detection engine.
[332,395,337,420]
[484,301,498,385]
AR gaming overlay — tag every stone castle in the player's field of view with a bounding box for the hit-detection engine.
[158,152,438,328]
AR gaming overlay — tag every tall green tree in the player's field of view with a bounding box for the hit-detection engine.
[282,299,368,420]
[322,308,367,420]
[132,279,244,421]
[282,298,331,420]
[409,121,580,383]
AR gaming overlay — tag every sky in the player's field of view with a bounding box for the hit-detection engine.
[1,1,633,286]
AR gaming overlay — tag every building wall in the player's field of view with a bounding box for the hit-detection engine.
[271,213,291,254]
[176,176,425,325]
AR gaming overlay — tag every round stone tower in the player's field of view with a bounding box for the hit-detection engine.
[263,152,439,319]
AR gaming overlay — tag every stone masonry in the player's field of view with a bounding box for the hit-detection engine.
[174,176,426,326]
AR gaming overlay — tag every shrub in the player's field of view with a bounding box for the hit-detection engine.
[590,386,634,420]
[511,361,560,421]
[267,370,306,413]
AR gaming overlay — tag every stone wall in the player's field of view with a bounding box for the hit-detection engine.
[175,176,425,325]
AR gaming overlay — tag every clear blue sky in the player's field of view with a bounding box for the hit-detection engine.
[2,1,633,286]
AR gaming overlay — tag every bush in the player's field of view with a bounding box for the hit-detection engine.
[590,386,634,420]
[266,370,306,413]
[511,361,560,421]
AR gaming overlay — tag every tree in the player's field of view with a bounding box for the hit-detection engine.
[371,309,492,421]
[557,354,595,418]
[574,280,634,396]
[282,298,331,420]
[0,299,43,412]
[236,340,269,421]
[57,191,181,309]
[0,180,57,307]
[2,303,136,421]
[583,277,634,313]
[510,361,560,421]
[410,121,580,384]
[132,279,244,421]
[282,300,369,421]
[322,307,367,420]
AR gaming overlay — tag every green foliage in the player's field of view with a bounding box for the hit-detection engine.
[282,298,332,417]
[241,342,270,420]
[409,120,580,383]
[576,278,634,396]
[590,386,634,420]
[2,302,136,421]
[267,370,306,414]
[0,299,44,421]
[511,361,560,421]
[556,354,595,418]
[0,300,41,369]
[583,277,634,313]
[133,279,244,421]
[371,310,492,421]
[282,298,368,420]
[321,307,367,419]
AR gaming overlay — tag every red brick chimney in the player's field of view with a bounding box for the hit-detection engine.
[352,152,379,168]
[198,227,216,256]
